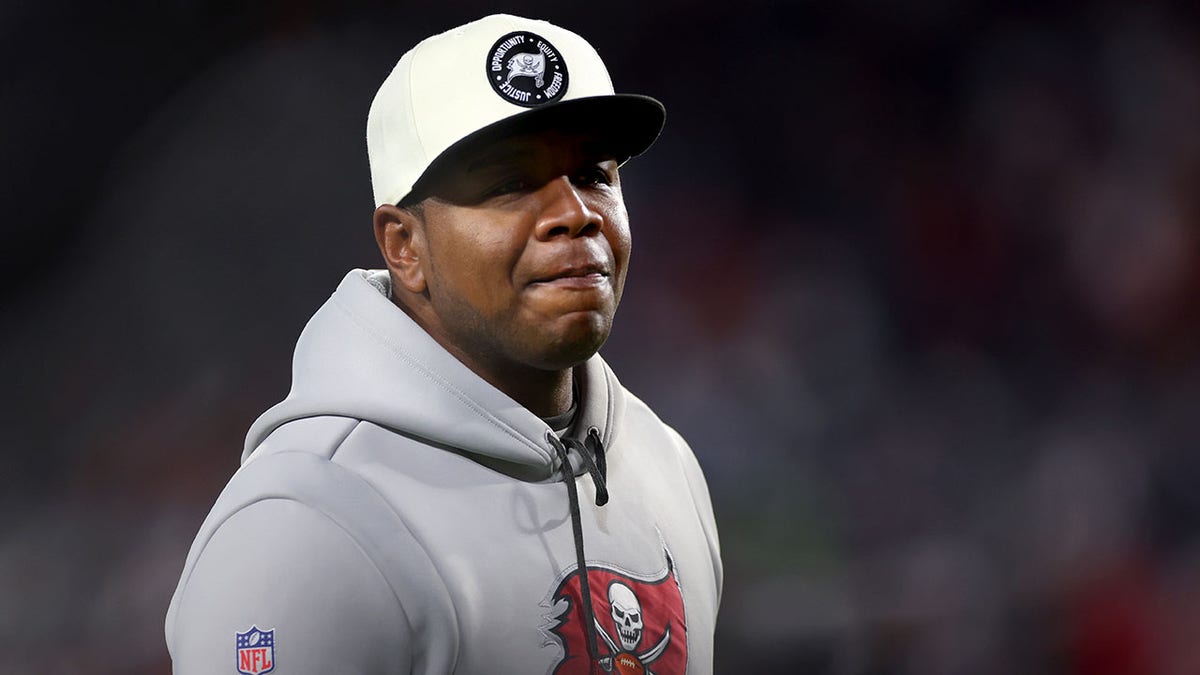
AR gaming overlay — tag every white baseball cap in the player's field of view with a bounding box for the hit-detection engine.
[366,13,666,207]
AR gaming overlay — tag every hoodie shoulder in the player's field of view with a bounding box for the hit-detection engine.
[166,416,461,673]
[166,497,411,673]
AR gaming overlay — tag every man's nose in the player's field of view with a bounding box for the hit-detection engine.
[533,176,603,240]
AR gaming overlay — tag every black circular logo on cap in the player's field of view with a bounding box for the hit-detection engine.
[486,31,569,108]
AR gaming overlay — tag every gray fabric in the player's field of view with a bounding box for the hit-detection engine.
[165,269,722,673]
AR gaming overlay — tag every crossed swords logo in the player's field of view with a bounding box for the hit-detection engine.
[593,618,671,673]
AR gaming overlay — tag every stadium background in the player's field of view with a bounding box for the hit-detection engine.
[3,1,1200,672]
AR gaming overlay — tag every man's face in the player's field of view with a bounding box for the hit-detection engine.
[411,129,632,374]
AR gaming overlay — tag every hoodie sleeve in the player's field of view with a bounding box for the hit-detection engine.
[168,498,410,674]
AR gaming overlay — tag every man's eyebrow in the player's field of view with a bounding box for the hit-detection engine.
[579,139,616,161]
[466,147,535,172]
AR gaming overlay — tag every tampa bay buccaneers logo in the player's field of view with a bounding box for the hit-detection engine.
[544,551,687,674]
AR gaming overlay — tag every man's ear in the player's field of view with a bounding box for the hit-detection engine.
[373,204,427,294]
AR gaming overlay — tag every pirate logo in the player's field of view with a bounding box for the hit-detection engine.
[486,31,568,108]
[543,551,687,675]
[506,51,546,87]
[595,581,673,674]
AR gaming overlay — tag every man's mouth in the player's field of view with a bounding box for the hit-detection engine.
[530,263,610,286]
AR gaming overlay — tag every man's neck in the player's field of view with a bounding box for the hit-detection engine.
[490,364,574,419]
[392,295,575,418]
[443,342,574,418]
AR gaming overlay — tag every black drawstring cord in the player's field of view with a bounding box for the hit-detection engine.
[576,427,608,506]
[547,429,609,669]
[586,427,607,491]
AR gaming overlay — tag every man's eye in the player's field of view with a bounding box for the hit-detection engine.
[485,179,528,197]
[575,166,613,187]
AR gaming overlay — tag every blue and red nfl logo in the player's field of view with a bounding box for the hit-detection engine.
[235,626,275,675]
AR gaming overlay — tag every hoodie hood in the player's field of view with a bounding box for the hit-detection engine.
[243,269,625,480]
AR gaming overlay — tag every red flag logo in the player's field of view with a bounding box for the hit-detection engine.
[546,551,687,675]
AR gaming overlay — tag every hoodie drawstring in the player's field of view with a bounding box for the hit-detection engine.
[547,427,608,668]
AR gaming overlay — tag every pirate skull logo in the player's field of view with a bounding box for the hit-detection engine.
[505,52,546,87]
[593,579,672,673]
[547,555,685,675]
[608,582,643,651]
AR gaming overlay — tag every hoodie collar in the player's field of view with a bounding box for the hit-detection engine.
[243,269,624,480]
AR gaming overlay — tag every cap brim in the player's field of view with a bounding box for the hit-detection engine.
[403,94,665,205]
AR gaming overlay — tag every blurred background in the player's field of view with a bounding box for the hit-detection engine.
[3,0,1200,672]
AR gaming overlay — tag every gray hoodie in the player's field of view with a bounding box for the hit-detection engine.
[165,269,722,674]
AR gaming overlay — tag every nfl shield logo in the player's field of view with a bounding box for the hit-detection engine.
[235,626,275,675]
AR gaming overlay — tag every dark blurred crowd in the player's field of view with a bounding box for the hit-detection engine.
[3,1,1200,673]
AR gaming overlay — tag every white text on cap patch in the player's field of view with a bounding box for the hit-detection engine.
[486,31,569,107]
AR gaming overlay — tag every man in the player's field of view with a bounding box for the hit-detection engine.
[166,14,722,674]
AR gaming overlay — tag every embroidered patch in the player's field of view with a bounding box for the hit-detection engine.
[544,551,687,674]
[486,31,569,107]
[235,626,275,675]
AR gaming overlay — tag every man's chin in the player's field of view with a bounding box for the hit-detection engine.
[532,313,612,370]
